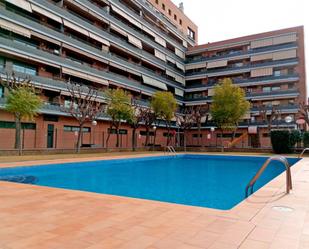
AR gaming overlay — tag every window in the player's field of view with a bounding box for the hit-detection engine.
[162,3,165,10]
[179,19,182,25]
[274,70,281,76]
[288,83,294,89]
[174,14,177,20]
[0,86,4,98]
[64,126,91,132]
[187,27,195,40]
[140,131,154,136]
[12,61,36,75]
[168,9,171,15]
[108,129,127,134]
[288,68,294,74]
[0,121,36,129]
[43,115,59,122]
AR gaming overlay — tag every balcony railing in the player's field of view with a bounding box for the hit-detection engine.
[185,58,298,78]
[186,42,297,64]
[186,74,299,91]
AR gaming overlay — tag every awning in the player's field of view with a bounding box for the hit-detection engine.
[175,48,185,59]
[63,20,89,36]
[89,32,110,46]
[250,53,273,62]
[272,49,297,60]
[31,4,62,23]
[250,38,273,49]
[142,75,167,90]
[166,70,176,79]
[166,56,176,64]
[30,31,61,46]
[207,60,227,69]
[175,88,184,97]
[154,49,166,61]
[110,23,127,37]
[250,67,273,77]
[273,34,297,45]
[128,34,142,49]
[185,62,207,70]
[0,18,31,37]
[6,0,32,12]
[208,88,215,96]
[111,5,141,29]
[62,67,109,85]
[142,26,155,38]
[175,75,185,85]
[176,61,185,71]
[155,35,166,47]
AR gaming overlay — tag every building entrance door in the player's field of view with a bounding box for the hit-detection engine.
[47,124,54,148]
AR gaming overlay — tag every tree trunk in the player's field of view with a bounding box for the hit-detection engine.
[166,121,170,146]
[145,127,150,147]
[184,129,187,152]
[197,121,201,146]
[153,128,157,151]
[132,127,136,151]
[221,129,224,152]
[14,114,22,156]
[76,123,84,153]
[106,125,112,149]
[115,121,121,148]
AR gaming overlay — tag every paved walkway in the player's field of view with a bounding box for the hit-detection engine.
[0,154,308,249]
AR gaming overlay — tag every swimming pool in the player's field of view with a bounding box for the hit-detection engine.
[0,155,299,210]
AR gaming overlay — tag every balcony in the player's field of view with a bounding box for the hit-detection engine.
[30,0,185,65]
[185,74,299,92]
[184,89,299,103]
[186,42,297,64]
[4,1,184,77]
[185,58,298,79]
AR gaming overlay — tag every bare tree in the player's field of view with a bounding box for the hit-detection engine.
[64,83,105,153]
[175,107,195,151]
[299,101,309,127]
[140,108,156,147]
[128,99,147,151]
[192,104,210,146]
[259,105,281,131]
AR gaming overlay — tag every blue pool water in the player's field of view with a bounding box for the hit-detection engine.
[0,155,299,210]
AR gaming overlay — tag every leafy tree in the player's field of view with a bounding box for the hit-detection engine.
[106,88,133,148]
[127,99,146,151]
[210,78,250,150]
[5,84,42,155]
[151,91,177,146]
[65,83,105,153]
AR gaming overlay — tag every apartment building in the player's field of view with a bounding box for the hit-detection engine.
[185,26,306,148]
[0,0,306,150]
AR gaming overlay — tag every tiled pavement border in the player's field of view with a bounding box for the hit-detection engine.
[0,154,308,249]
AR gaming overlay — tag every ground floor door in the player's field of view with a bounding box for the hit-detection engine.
[47,124,54,148]
[249,134,259,148]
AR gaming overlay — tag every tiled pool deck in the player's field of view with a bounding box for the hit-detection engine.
[0,153,309,249]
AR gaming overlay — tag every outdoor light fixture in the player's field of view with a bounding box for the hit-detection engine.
[153,125,157,130]
[284,116,293,123]
[91,120,97,126]
[210,127,215,132]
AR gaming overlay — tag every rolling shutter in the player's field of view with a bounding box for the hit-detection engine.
[175,88,184,97]
[272,49,297,60]
[31,4,62,23]
[128,34,142,49]
[154,49,166,61]
[207,60,227,69]
[6,0,32,12]
[0,19,31,37]
[63,20,89,36]
[250,38,273,49]
[185,62,207,70]
[142,75,167,90]
[250,67,273,77]
[273,34,297,45]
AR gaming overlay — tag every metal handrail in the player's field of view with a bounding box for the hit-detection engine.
[165,146,176,155]
[299,148,309,158]
[245,156,292,198]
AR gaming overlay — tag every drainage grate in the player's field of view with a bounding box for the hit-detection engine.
[0,175,38,184]
[272,206,294,212]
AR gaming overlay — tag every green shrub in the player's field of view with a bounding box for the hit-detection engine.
[303,132,309,147]
[270,130,298,154]
[290,130,302,147]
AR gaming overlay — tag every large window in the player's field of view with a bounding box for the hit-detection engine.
[0,57,5,69]
[0,121,36,129]
[63,126,91,132]
[187,27,195,40]
[12,61,36,75]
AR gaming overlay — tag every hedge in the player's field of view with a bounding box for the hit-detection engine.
[303,132,309,147]
[270,130,300,154]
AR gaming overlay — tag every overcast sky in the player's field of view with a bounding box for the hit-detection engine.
[172,0,308,89]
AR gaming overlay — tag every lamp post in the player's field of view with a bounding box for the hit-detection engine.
[152,125,157,151]
[210,127,215,147]
[91,120,97,146]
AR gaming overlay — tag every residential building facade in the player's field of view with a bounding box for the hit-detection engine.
[0,0,306,150]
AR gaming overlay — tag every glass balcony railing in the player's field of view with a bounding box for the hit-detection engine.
[186,74,299,90]
[185,58,298,78]
[186,42,297,64]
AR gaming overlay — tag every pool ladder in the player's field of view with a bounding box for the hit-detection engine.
[245,156,292,198]
[165,146,177,155]
[299,148,309,158]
